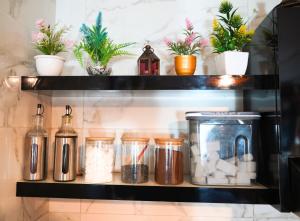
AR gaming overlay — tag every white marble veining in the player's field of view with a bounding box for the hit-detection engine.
[0,0,54,220]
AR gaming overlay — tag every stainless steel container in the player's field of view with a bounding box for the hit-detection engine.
[53,105,78,182]
[186,112,261,186]
[23,104,48,181]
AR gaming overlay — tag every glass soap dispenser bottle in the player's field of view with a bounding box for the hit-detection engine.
[53,105,78,181]
[23,104,48,181]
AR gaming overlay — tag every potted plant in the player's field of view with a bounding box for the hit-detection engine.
[74,12,134,76]
[164,19,207,76]
[211,1,254,75]
[32,19,72,76]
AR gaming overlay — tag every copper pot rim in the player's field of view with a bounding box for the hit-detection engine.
[175,55,197,58]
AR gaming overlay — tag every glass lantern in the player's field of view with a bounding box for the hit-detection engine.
[138,45,160,76]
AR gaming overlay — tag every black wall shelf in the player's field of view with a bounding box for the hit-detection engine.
[21,75,278,95]
[16,180,279,204]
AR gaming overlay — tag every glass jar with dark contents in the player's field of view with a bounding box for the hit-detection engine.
[121,136,150,184]
[154,138,184,185]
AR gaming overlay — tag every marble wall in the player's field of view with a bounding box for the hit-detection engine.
[0,0,54,220]
[48,200,300,221]
[47,1,300,221]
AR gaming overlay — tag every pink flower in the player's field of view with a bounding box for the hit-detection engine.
[35,19,45,29]
[63,39,75,48]
[199,38,209,47]
[164,37,172,46]
[185,18,193,31]
[32,32,45,43]
[185,33,196,45]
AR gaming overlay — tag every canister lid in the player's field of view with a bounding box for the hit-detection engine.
[185,112,261,120]
[155,138,184,146]
[86,137,115,142]
[121,136,149,143]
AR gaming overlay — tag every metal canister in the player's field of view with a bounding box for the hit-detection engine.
[53,105,78,181]
[23,104,48,181]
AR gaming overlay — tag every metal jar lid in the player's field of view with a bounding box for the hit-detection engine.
[185,112,261,120]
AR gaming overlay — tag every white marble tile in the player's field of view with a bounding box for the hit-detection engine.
[254,205,298,219]
[82,91,240,130]
[180,218,253,221]
[81,214,254,221]
[137,201,186,216]
[51,97,83,129]
[7,91,39,128]
[22,197,49,221]
[181,203,253,218]
[81,200,136,214]
[49,212,80,221]
[81,213,182,221]
[254,219,300,221]
[49,199,80,213]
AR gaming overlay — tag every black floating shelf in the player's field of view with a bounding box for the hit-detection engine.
[16,180,279,204]
[21,75,278,94]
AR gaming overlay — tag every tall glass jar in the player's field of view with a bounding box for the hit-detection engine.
[53,105,78,182]
[121,136,150,184]
[85,137,115,183]
[154,138,184,185]
[23,104,48,181]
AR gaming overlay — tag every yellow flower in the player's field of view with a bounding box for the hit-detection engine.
[213,18,219,30]
[210,37,217,47]
[247,29,255,36]
[238,25,247,35]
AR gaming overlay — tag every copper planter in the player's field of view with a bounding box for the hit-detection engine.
[175,55,196,76]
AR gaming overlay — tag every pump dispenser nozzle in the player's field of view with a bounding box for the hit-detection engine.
[65,105,72,116]
[36,104,44,115]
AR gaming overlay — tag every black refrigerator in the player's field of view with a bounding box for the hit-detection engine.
[246,0,300,214]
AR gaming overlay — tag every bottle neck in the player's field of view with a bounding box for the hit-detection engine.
[32,115,44,129]
[61,115,73,128]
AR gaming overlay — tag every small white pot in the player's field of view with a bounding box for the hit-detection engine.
[34,55,65,76]
[215,51,249,75]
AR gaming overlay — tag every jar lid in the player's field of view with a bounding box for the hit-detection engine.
[121,136,149,143]
[186,112,261,120]
[86,137,115,142]
[155,138,184,146]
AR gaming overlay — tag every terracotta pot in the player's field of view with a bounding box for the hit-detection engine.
[175,55,196,76]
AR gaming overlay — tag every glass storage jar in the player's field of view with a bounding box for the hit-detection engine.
[186,112,260,186]
[85,137,115,183]
[154,138,184,185]
[121,136,150,184]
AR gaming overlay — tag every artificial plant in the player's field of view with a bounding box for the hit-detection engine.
[211,0,254,53]
[32,19,72,55]
[74,12,134,68]
[164,18,207,55]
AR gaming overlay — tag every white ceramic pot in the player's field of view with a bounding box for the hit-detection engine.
[34,55,65,76]
[215,51,249,75]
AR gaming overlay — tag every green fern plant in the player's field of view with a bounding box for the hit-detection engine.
[74,12,134,68]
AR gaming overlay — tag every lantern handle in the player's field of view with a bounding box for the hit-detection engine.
[143,45,154,52]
